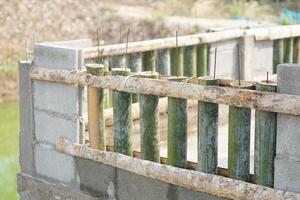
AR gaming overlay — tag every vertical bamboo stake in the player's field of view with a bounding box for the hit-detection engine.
[293,37,300,64]
[183,46,196,76]
[273,39,283,74]
[112,68,133,156]
[255,80,277,187]
[156,49,170,75]
[127,52,142,103]
[228,82,252,182]
[86,64,106,150]
[197,44,208,76]
[198,77,219,174]
[284,38,293,63]
[142,51,154,71]
[168,77,187,168]
[140,71,160,162]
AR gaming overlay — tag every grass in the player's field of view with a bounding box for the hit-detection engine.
[0,101,20,200]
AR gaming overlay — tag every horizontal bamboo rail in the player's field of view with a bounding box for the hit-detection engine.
[30,67,300,116]
[84,25,300,58]
[56,137,300,200]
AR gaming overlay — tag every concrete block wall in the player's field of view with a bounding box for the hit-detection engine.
[18,39,96,198]
[208,37,273,80]
[275,64,300,193]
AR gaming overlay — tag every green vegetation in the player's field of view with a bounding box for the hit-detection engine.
[0,101,20,200]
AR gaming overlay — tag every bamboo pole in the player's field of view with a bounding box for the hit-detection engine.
[197,44,208,76]
[273,39,284,73]
[140,71,160,162]
[84,25,300,58]
[156,49,170,75]
[170,48,182,76]
[142,51,154,71]
[254,80,277,187]
[30,68,300,116]
[284,38,293,63]
[168,77,187,168]
[198,77,219,174]
[127,53,142,103]
[86,64,106,150]
[183,46,196,76]
[293,37,300,64]
[112,68,132,156]
[228,82,252,182]
[56,137,300,200]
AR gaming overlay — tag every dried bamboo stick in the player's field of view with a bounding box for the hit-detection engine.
[56,137,300,200]
[30,68,300,116]
[84,25,300,58]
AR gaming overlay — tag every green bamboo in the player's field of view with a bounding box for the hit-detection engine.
[168,77,187,168]
[198,77,219,174]
[183,46,196,76]
[170,48,182,76]
[108,55,125,108]
[228,82,252,182]
[293,37,300,64]
[140,71,160,162]
[86,64,105,150]
[156,49,170,75]
[255,81,277,187]
[112,68,133,156]
[142,51,154,71]
[196,44,208,76]
[127,53,142,103]
[284,38,293,63]
[273,39,284,74]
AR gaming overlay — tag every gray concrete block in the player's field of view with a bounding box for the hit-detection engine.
[33,44,80,70]
[18,173,101,200]
[177,186,229,200]
[252,40,273,80]
[117,169,169,200]
[33,80,79,117]
[277,64,300,95]
[19,61,35,175]
[35,109,79,144]
[275,63,300,192]
[208,39,239,79]
[277,114,300,158]
[274,157,300,193]
[45,39,92,48]
[75,157,115,197]
[34,143,76,184]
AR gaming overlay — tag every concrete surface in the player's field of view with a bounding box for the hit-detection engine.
[275,64,300,192]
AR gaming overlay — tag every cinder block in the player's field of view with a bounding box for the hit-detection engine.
[275,63,300,192]
[75,158,115,197]
[274,157,300,193]
[177,186,228,200]
[277,114,300,158]
[33,81,78,117]
[35,109,79,144]
[117,169,169,200]
[34,143,76,184]
[277,64,300,95]
[46,39,92,48]
[33,44,79,70]
[252,40,273,80]
[208,39,239,79]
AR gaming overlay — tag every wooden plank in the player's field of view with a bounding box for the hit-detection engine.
[56,137,300,200]
[30,68,300,116]
[83,25,300,58]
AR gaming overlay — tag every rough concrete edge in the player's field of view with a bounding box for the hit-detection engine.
[17,173,103,200]
[18,60,36,176]
[56,137,300,200]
